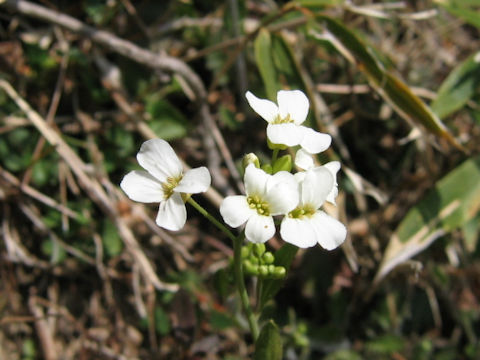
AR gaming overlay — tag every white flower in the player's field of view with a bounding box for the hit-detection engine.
[220,164,299,243]
[245,90,331,154]
[280,167,346,250]
[295,148,340,205]
[120,139,211,231]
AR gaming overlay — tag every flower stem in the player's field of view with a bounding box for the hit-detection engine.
[187,197,236,242]
[233,233,259,340]
[186,197,259,340]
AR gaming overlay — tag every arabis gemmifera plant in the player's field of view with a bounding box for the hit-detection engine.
[121,89,347,356]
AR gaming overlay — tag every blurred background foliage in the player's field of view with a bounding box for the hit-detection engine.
[1,0,480,359]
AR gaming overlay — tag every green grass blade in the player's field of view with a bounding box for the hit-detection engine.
[312,15,463,149]
[254,28,279,100]
[374,154,480,284]
[431,51,480,119]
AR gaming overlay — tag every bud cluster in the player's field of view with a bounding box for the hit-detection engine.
[241,243,286,279]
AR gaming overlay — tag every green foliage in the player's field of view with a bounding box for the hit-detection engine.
[102,219,123,257]
[436,0,480,28]
[155,306,171,336]
[375,155,480,283]
[254,320,283,360]
[365,334,405,356]
[145,95,189,140]
[431,51,480,119]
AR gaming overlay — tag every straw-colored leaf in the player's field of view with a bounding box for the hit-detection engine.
[374,155,480,284]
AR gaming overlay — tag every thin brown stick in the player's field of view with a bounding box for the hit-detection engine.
[0,165,78,219]
[0,79,178,292]
[28,291,58,360]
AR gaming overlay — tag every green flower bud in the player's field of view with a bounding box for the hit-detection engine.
[272,266,286,279]
[242,153,260,169]
[268,265,276,274]
[253,243,266,257]
[262,251,274,264]
[258,265,269,277]
[241,246,250,259]
[250,256,259,265]
[243,260,257,275]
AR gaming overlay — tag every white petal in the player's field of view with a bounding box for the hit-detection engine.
[245,91,279,123]
[323,161,341,204]
[301,168,333,209]
[267,123,303,147]
[277,90,309,125]
[120,170,164,203]
[137,139,183,182]
[299,127,332,154]
[280,217,317,248]
[244,164,269,197]
[175,167,211,194]
[220,195,252,228]
[156,193,187,231]
[294,148,314,170]
[311,211,347,250]
[266,171,299,215]
[245,214,275,243]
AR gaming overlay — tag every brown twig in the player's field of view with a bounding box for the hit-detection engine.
[0,164,78,219]
[0,78,178,292]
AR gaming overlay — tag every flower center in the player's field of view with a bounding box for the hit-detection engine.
[161,175,182,200]
[288,204,316,219]
[247,195,270,216]
[272,113,294,124]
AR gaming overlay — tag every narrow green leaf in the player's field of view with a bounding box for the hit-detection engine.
[431,51,480,119]
[435,0,480,28]
[374,155,480,284]
[254,29,279,100]
[259,243,298,308]
[312,15,462,149]
[254,320,283,360]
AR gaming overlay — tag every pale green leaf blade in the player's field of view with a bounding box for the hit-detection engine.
[374,155,480,284]
[435,0,480,28]
[431,51,480,119]
[254,29,278,100]
[312,15,462,149]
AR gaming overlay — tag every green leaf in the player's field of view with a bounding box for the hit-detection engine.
[254,320,283,360]
[254,29,279,100]
[431,51,480,119]
[324,350,363,360]
[435,0,480,28]
[365,334,405,355]
[145,97,188,140]
[259,243,298,308]
[374,155,480,284]
[155,306,171,336]
[272,154,292,173]
[298,0,345,8]
[312,15,462,150]
[209,310,236,330]
[102,220,123,257]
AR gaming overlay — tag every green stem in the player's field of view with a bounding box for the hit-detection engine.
[187,197,259,340]
[187,197,236,242]
[234,233,260,340]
